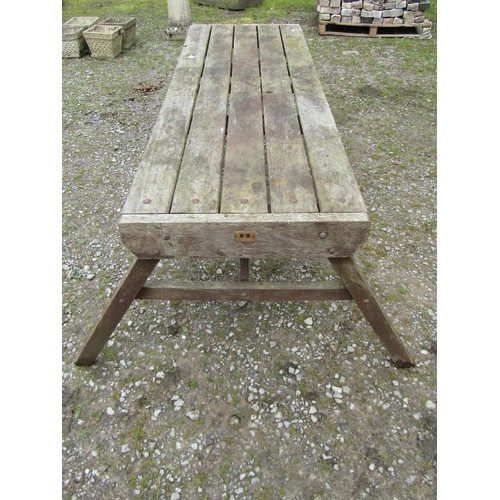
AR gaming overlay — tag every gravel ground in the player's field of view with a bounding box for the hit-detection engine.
[62,6,437,500]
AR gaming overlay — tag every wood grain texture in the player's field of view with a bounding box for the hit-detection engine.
[119,213,370,258]
[220,25,268,214]
[263,91,318,213]
[120,23,369,256]
[136,279,352,301]
[258,24,318,214]
[230,24,260,94]
[258,24,290,94]
[121,24,211,216]
[280,24,366,215]
[170,26,233,214]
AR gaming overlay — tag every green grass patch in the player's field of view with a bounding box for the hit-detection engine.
[63,0,166,19]
[190,0,315,24]
[64,0,326,24]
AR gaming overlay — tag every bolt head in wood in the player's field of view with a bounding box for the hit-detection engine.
[319,232,328,239]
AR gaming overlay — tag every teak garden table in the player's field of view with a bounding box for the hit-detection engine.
[75,24,414,368]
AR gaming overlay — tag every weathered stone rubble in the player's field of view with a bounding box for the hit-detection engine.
[317,0,431,31]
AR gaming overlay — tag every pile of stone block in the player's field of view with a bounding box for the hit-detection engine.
[317,0,431,27]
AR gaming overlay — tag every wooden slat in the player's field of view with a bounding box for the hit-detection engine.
[175,23,211,69]
[258,24,290,94]
[203,24,233,69]
[119,212,370,259]
[121,24,211,216]
[137,279,351,301]
[258,25,318,214]
[280,24,366,215]
[170,25,233,214]
[220,25,268,214]
[318,20,432,39]
[230,24,260,94]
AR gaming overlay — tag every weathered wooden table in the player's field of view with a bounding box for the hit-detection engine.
[76,24,414,367]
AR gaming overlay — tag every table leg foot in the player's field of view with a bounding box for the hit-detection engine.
[75,259,159,366]
[329,257,415,368]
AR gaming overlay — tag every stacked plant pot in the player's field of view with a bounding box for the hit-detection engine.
[62,17,99,58]
[62,16,137,59]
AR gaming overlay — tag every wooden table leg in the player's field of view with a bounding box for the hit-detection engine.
[75,258,159,366]
[329,257,415,368]
[240,258,250,282]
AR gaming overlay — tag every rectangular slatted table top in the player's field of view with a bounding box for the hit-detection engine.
[119,24,370,259]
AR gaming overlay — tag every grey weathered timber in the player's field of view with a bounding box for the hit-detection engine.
[329,258,415,367]
[220,25,267,214]
[170,25,233,214]
[259,24,318,213]
[166,0,192,40]
[77,24,414,368]
[75,259,159,366]
[280,25,367,214]
[119,213,370,259]
[136,280,352,301]
[122,25,210,215]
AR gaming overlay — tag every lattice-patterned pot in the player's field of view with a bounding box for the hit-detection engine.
[63,17,99,29]
[100,17,136,49]
[83,24,123,59]
[62,16,99,58]
[62,25,88,58]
